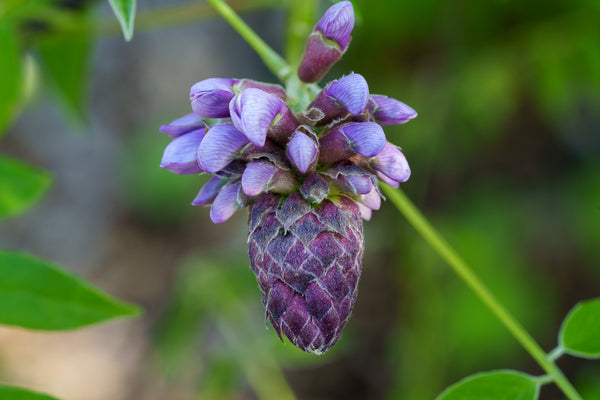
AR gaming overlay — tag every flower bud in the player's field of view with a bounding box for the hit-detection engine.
[159,113,205,138]
[210,180,247,223]
[308,74,369,125]
[192,176,227,206]
[368,95,417,126]
[286,127,319,175]
[371,142,411,184]
[230,88,299,146]
[297,1,355,83]
[197,124,250,173]
[235,79,287,100]
[160,128,206,175]
[319,122,386,164]
[190,78,238,118]
[241,161,297,197]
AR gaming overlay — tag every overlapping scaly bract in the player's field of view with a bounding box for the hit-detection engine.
[159,1,417,354]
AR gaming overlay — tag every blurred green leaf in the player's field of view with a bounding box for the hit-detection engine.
[0,22,22,136]
[0,250,140,330]
[38,34,91,123]
[197,357,243,398]
[0,156,52,220]
[0,385,60,400]
[107,0,136,41]
[560,298,600,359]
[576,366,600,400]
[435,370,540,400]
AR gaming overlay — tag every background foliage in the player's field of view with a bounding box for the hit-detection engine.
[0,0,598,399]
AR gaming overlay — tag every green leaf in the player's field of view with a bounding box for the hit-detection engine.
[559,298,600,358]
[435,370,540,400]
[38,34,91,123]
[0,156,52,220]
[107,0,136,41]
[0,22,23,136]
[0,250,140,330]
[0,385,60,400]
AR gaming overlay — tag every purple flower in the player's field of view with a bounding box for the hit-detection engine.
[241,161,297,196]
[309,74,369,124]
[236,79,287,100]
[159,113,205,138]
[369,95,418,126]
[190,78,237,118]
[160,7,416,353]
[230,88,299,146]
[286,129,319,174]
[210,180,246,223]
[197,124,249,173]
[298,1,355,83]
[192,176,227,206]
[160,128,206,175]
[319,122,386,164]
[316,1,354,50]
[371,142,411,184]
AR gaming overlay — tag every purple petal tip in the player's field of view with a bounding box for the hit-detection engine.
[197,124,249,173]
[287,132,319,174]
[326,74,369,115]
[160,128,206,175]
[316,1,355,50]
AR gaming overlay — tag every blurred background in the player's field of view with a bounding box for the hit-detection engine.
[0,0,599,399]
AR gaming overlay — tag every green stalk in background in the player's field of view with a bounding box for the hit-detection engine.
[207,0,291,82]
[380,185,583,400]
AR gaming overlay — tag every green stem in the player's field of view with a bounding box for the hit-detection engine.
[380,185,583,400]
[207,0,291,83]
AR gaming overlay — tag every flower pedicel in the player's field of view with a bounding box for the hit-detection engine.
[160,1,416,354]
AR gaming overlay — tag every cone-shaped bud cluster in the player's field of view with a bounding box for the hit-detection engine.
[159,1,416,354]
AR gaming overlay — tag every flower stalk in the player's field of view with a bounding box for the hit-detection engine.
[207,0,291,82]
[380,184,583,400]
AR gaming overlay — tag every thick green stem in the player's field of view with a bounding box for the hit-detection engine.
[207,0,291,83]
[381,185,583,400]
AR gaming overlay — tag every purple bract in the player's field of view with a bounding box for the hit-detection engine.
[160,1,416,354]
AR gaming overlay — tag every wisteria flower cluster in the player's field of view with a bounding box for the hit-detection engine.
[160,1,416,354]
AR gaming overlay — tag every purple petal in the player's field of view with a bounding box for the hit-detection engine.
[377,171,399,188]
[372,142,411,183]
[197,124,249,173]
[370,95,417,126]
[342,122,386,157]
[190,78,237,118]
[210,182,242,223]
[159,113,205,138]
[192,176,227,206]
[229,88,284,147]
[236,79,287,100]
[241,162,277,196]
[160,128,206,175]
[360,187,381,210]
[357,202,372,221]
[316,1,354,50]
[346,175,373,195]
[325,74,369,115]
[286,131,319,174]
